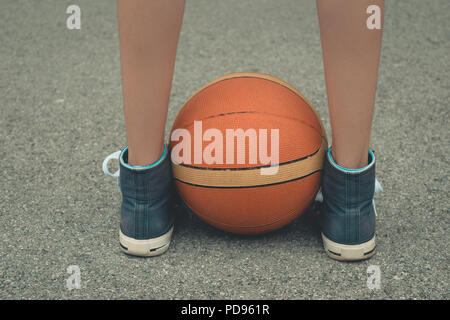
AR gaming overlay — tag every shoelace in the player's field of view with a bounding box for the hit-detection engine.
[102,150,122,191]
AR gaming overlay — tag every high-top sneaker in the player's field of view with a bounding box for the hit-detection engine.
[103,145,175,257]
[319,148,379,261]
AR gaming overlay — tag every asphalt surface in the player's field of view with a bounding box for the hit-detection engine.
[0,0,448,299]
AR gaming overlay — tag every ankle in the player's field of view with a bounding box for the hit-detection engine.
[127,146,166,167]
[331,148,369,170]
[121,146,167,170]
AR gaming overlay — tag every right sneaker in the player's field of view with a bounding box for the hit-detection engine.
[103,145,175,257]
[318,148,381,261]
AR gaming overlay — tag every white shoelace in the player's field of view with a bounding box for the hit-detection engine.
[102,150,122,191]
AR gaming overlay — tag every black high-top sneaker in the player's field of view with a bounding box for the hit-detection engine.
[103,145,175,257]
[319,148,381,261]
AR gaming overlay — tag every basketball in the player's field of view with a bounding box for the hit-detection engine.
[169,72,328,234]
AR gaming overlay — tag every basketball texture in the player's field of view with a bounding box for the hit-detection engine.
[169,72,328,234]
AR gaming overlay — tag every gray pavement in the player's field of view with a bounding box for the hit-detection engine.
[0,0,448,299]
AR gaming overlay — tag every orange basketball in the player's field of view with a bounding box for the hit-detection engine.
[169,72,328,234]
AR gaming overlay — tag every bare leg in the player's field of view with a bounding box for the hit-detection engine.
[317,0,384,169]
[117,0,185,166]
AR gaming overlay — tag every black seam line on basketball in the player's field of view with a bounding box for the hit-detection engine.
[204,110,257,119]
[174,142,322,171]
[191,111,318,133]
[183,74,318,125]
[178,110,324,141]
[173,169,322,189]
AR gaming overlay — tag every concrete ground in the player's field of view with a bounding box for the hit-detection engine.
[0,0,448,300]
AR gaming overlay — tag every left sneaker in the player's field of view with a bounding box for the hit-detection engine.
[318,148,381,261]
[103,145,175,257]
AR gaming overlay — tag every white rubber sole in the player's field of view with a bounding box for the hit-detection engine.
[119,226,173,257]
[322,233,376,261]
